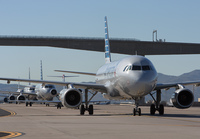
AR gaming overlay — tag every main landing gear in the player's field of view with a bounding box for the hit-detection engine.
[149,89,164,115]
[80,89,97,115]
[26,102,32,107]
[133,89,164,116]
[57,103,62,109]
[80,104,93,115]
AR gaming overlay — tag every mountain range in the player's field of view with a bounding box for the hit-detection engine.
[1,70,200,102]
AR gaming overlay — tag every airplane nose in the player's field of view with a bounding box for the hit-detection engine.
[50,89,57,96]
[128,71,157,96]
[133,71,157,83]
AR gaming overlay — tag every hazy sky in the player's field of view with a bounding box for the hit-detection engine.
[0,0,200,85]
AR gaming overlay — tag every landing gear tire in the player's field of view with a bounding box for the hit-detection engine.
[46,104,49,107]
[138,108,141,116]
[150,104,156,115]
[26,102,28,107]
[133,108,136,116]
[30,102,32,107]
[89,105,93,115]
[80,104,85,115]
[57,103,62,109]
[159,104,164,115]
[133,108,141,116]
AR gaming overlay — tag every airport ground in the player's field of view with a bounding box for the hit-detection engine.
[0,103,200,139]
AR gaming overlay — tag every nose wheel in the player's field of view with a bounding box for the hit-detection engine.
[133,108,141,116]
[133,99,141,116]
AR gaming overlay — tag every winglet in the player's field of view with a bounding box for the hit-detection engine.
[105,16,111,63]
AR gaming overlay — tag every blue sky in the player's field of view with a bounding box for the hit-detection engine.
[0,0,200,84]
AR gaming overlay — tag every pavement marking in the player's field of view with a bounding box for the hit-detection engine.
[0,131,23,139]
[0,107,16,118]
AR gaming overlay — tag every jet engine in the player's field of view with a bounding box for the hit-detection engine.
[17,94,26,101]
[4,97,8,102]
[59,88,82,108]
[171,88,194,109]
[50,89,57,96]
[8,94,15,100]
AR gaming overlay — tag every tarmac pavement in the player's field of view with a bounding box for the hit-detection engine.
[0,103,200,139]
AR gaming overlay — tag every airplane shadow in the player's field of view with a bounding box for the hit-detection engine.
[14,113,200,118]
[142,113,200,118]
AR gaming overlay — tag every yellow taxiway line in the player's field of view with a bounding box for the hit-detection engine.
[0,131,23,139]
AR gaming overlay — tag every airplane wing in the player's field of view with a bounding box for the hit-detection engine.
[154,81,200,90]
[0,90,37,96]
[25,99,61,104]
[0,93,9,97]
[5,99,61,105]
[0,77,107,93]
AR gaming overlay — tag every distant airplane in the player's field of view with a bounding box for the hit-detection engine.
[0,61,58,106]
[0,16,198,116]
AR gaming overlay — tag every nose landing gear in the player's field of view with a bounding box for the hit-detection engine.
[133,99,141,116]
[133,107,141,116]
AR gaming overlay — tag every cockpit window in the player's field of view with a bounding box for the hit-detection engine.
[124,65,152,72]
[30,88,35,91]
[45,85,53,88]
[132,65,141,70]
[123,65,128,72]
[128,65,132,71]
[123,65,132,72]
[142,65,151,71]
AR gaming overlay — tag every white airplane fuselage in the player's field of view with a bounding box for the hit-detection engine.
[35,84,57,101]
[23,85,36,100]
[96,55,158,100]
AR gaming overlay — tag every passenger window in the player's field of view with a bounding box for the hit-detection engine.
[132,65,141,70]
[142,66,151,71]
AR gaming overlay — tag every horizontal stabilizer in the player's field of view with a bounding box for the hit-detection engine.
[54,70,96,76]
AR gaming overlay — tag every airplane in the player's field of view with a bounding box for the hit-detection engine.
[0,61,58,106]
[0,85,36,103]
[0,16,198,116]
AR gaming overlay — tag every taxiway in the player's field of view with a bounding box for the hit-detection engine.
[0,103,200,139]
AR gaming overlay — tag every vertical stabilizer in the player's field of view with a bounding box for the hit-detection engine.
[105,16,111,63]
[29,67,31,85]
[40,60,43,80]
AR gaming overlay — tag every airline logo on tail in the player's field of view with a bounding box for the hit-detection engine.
[105,16,111,63]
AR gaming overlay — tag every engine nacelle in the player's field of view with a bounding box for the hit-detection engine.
[59,88,82,108]
[9,95,15,100]
[17,94,26,101]
[4,97,8,102]
[50,89,57,96]
[171,88,194,109]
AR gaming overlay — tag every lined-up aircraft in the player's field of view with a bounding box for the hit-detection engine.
[0,16,198,116]
[0,84,57,106]
[1,61,58,106]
